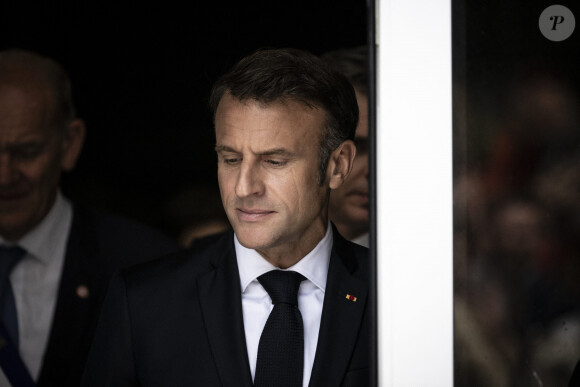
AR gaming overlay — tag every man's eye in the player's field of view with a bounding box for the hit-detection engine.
[265,159,286,167]
[223,157,241,165]
[13,146,42,160]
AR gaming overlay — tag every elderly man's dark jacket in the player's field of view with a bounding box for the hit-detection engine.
[36,205,178,387]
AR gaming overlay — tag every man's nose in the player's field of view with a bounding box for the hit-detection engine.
[363,154,370,180]
[235,162,264,198]
[0,152,18,186]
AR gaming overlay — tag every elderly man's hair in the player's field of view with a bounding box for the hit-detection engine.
[320,46,368,95]
[209,48,359,184]
[0,49,76,125]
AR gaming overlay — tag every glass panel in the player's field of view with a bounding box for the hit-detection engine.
[453,2,580,385]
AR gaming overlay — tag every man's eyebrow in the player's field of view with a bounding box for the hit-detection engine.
[215,145,238,153]
[258,148,295,157]
[214,145,295,157]
[1,139,43,151]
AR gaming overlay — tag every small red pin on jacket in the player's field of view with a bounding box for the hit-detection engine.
[76,285,90,299]
[346,294,357,302]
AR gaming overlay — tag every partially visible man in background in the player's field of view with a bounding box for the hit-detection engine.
[0,49,178,386]
[322,46,370,247]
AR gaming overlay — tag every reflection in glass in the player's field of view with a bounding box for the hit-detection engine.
[453,2,580,385]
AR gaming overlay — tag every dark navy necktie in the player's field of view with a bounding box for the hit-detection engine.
[254,270,306,387]
[0,245,26,347]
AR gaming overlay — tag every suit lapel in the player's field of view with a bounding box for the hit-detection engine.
[309,229,368,387]
[38,206,99,385]
[197,234,253,387]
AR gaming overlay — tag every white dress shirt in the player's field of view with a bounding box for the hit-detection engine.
[235,224,332,387]
[0,192,72,380]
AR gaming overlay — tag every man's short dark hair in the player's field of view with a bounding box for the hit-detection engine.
[209,48,359,184]
[320,46,369,95]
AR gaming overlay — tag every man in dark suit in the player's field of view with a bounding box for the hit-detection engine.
[0,49,178,386]
[83,48,371,386]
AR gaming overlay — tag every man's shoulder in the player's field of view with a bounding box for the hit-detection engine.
[349,240,369,259]
[330,227,371,287]
[344,236,370,268]
[332,226,369,259]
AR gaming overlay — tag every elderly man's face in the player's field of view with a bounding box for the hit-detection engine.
[0,84,81,241]
[215,94,333,266]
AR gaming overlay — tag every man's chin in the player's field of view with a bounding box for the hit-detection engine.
[344,205,369,222]
[0,219,30,241]
[234,228,274,251]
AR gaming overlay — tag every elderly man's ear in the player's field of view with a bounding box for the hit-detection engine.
[61,118,86,172]
[327,140,356,190]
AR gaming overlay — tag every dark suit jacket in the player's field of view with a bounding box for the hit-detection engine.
[36,205,179,387]
[82,227,371,386]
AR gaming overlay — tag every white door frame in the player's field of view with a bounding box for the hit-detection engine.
[376,0,454,385]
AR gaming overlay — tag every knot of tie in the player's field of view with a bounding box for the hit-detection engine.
[0,245,26,287]
[258,270,305,306]
[0,245,26,272]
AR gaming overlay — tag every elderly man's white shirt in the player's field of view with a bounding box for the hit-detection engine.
[0,192,72,380]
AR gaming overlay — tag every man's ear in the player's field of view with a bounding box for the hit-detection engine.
[61,118,86,171]
[326,140,356,190]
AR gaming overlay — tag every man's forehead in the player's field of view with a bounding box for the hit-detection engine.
[0,84,61,140]
[215,144,296,157]
[215,128,304,152]
[0,81,56,112]
[215,100,325,156]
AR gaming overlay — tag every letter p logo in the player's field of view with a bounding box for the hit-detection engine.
[539,5,575,41]
[550,15,566,30]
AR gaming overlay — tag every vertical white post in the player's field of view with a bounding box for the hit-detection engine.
[375,0,454,385]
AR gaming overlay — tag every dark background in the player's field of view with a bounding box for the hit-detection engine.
[0,1,368,234]
[454,0,580,173]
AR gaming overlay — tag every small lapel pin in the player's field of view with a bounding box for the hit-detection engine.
[76,285,90,299]
[346,294,357,302]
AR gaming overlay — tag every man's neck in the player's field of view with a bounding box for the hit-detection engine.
[256,238,322,269]
[255,222,329,269]
[333,220,367,242]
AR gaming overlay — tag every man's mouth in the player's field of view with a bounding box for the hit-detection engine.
[0,190,28,201]
[350,190,369,199]
[347,190,369,207]
[236,208,275,222]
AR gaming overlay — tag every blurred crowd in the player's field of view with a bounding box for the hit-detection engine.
[453,66,580,386]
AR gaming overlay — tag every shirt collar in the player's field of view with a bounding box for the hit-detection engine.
[1,192,73,265]
[351,232,369,248]
[235,222,333,293]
